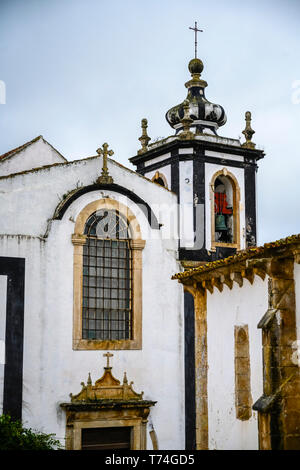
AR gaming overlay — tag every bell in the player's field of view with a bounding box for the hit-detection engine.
[215,214,227,231]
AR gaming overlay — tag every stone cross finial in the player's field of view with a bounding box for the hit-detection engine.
[189,21,203,59]
[96,142,114,184]
[103,351,113,368]
[242,111,256,149]
[138,118,151,154]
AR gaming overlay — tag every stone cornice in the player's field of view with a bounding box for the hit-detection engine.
[130,136,264,166]
[60,400,156,412]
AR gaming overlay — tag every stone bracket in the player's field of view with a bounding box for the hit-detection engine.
[246,257,294,280]
[257,308,278,330]
[253,372,296,413]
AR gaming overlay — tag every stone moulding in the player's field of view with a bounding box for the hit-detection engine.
[52,182,160,230]
[60,401,156,412]
[69,366,144,403]
[60,356,156,450]
[234,325,252,421]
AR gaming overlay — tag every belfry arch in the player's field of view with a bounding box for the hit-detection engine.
[210,168,241,251]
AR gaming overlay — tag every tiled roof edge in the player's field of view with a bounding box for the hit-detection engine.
[173,234,300,280]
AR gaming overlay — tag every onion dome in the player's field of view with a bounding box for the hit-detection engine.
[165,58,227,135]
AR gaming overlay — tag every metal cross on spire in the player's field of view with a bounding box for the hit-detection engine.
[189,21,203,59]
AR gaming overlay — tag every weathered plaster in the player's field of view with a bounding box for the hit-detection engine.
[206,276,266,449]
[0,158,184,449]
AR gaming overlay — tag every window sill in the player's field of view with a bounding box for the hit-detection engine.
[211,242,239,249]
[73,338,142,351]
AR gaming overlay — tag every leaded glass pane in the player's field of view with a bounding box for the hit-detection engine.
[82,209,132,341]
[84,209,130,239]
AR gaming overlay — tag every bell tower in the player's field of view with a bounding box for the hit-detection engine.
[129,50,265,265]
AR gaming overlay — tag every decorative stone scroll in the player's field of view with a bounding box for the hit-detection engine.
[70,352,144,402]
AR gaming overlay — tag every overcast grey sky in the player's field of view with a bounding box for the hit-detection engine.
[0,0,300,245]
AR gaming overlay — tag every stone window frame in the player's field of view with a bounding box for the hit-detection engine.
[65,412,148,450]
[210,168,241,251]
[234,324,252,420]
[72,198,145,350]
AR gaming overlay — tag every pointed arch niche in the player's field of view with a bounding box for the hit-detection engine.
[210,168,241,251]
[72,198,145,350]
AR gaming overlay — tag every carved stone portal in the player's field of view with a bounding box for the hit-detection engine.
[60,353,156,450]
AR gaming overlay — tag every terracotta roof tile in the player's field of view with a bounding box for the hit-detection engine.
[173,234,300,280]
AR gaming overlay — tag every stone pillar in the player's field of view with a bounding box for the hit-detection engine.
[254,257,300,449]
[193,287,208,450]
[140,408,150,450]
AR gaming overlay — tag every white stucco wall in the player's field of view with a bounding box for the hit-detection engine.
[0,157,175,238]
[0,137,66,177]
[143,152,171,168]
[206,275,267,450]
[0,157,185,450]
[179,160,193,248]
[205,150,244,163]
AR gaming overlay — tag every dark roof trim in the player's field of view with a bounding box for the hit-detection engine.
[53,183,161,230]
[130,137,265,166]
[0,135,67,163]
[0,136,42,162]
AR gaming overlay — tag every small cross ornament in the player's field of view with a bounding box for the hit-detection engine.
[96,142,114,184]
[103,351,113,368]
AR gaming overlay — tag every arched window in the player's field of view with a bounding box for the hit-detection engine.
[151,171,168,189]
[72,198,145,350]
[82,209,132,341]
[210,169,241,250]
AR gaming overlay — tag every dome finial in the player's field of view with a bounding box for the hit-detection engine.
[242,111,256,149]
[165,24,227,136]
[138,118,151,154]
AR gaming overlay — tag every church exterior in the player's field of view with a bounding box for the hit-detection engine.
[0,53,299,450]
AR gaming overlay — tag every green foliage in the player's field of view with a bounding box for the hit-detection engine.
[0,414,62,450]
